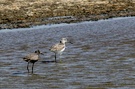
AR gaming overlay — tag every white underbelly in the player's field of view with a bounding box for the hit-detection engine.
[59,47,65,53]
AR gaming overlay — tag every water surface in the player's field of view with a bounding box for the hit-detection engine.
[0,17,135,89]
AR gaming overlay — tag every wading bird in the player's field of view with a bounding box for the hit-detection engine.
[23,50,43,74]
[50,38,72,62]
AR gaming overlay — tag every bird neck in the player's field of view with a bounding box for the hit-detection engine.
[35,53,40,55]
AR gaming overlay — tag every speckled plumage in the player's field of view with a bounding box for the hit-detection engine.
[50,38,67,62]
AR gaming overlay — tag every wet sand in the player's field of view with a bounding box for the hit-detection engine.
[0,0,135,29]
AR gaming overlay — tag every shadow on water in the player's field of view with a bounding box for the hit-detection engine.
[0,17,135,89]
[41,60,56,63]
[12,71,28,77]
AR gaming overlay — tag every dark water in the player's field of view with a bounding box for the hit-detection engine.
[0,17,135,89]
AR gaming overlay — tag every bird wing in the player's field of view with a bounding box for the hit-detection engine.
[50,43,64,52]
[23,53,39,61]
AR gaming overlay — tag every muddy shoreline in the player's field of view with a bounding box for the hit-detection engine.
[0,0,135,29]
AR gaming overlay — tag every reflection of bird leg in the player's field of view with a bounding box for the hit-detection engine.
[27,61,30,73]
[59,52,62,59]
[55,53,57,63]
[59,52,63,63]
[32,63,35,74]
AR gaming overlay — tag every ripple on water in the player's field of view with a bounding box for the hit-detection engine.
[0,17,135,88]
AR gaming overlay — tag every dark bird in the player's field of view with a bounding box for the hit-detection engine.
[23,50,43,74]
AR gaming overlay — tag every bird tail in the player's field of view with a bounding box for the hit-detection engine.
[23,57,26,59]
[23,57,29,62]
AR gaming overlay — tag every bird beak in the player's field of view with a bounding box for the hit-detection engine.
[40,53,44,55]
[40,52,47,55]
[69,41,73,44]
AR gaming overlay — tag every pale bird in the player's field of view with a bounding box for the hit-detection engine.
[50,38,69,62]
[23,50,43,74]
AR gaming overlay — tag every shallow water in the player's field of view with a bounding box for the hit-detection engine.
[0,17,135,89]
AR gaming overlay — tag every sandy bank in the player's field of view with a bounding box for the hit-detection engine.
[0,0,135,29]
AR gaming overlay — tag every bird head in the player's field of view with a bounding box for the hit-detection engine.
[60,38,68,44]
[35,50,44,55]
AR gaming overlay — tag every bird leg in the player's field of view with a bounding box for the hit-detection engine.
[27,61,30,73]
[32,63,35,74]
